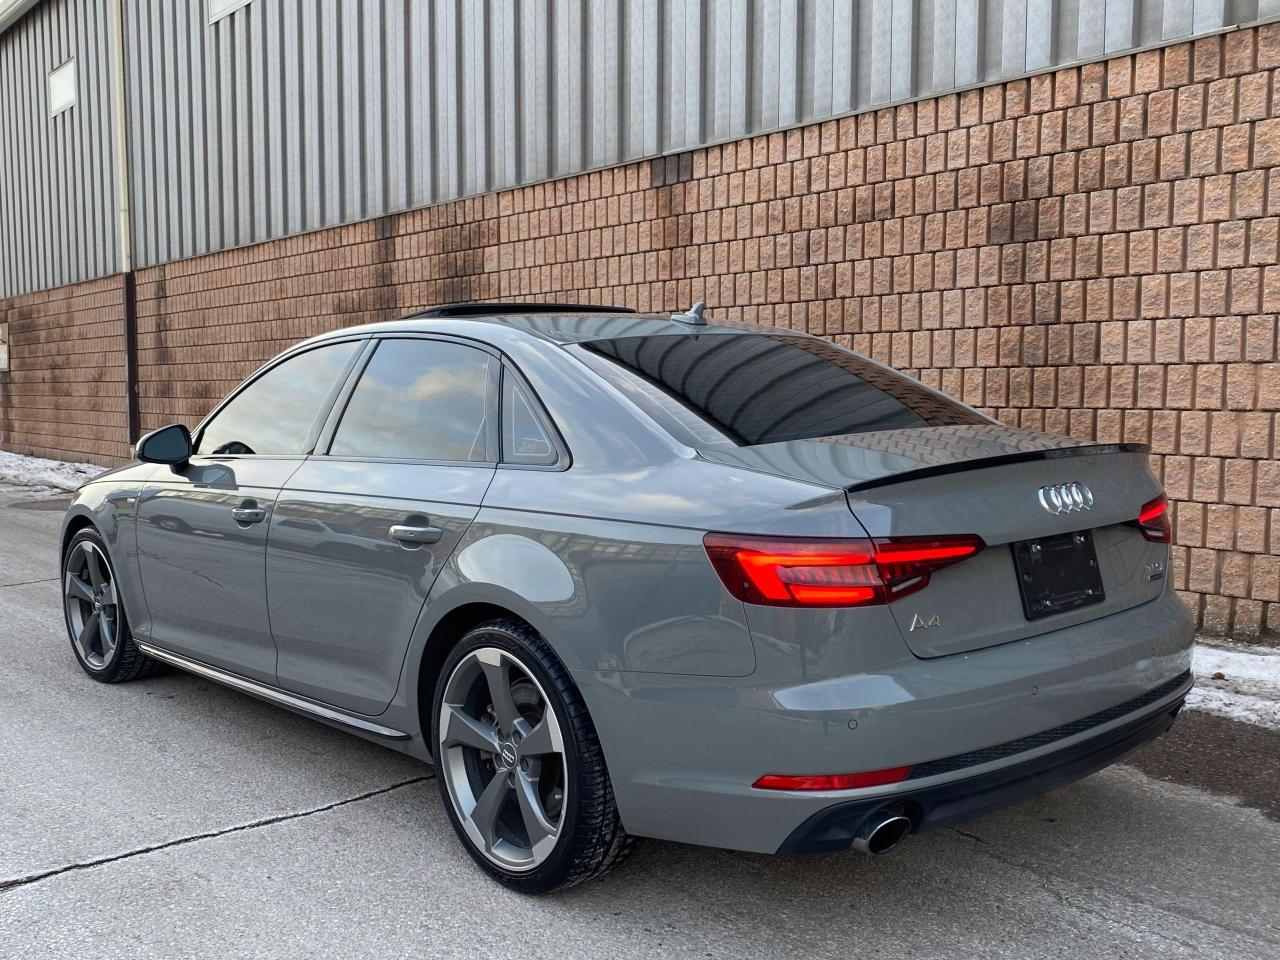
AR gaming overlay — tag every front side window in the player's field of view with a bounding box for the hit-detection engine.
[196,340,360,456]
[329,339,495,462]
[576,333,986,449]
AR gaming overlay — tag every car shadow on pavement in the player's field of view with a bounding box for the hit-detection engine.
[537,762,1279,956]
[8,651,1280,959]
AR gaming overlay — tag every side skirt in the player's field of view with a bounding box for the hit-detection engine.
[136,642,413,742]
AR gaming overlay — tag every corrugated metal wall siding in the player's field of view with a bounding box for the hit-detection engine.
[0,0,120,298]
[3,0,1280,297]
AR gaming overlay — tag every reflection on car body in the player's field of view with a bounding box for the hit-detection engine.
[59,303,1193,893]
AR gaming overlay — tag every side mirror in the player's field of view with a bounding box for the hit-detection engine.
[136,424,192,465]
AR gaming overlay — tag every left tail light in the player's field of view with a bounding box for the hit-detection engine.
[703,532,985,608]
[1137,493,1172,543]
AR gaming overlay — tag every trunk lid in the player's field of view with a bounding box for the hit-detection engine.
[699,425,1169,658]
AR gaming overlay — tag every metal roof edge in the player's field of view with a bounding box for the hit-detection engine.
[0,0,41,39]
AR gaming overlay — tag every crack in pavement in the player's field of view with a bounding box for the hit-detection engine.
[0,775,433,895]
[0,577,57,588]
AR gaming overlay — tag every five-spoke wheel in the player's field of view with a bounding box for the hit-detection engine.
[437,645,567,872]
[64,538,120,669]
[61,527,156,683]
[432,619,638,892]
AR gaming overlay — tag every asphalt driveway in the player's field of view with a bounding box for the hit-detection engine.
[1,481,1278,960]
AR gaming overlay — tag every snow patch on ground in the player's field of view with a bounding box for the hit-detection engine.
[1188,639,1280,731]
[0,449,105,493]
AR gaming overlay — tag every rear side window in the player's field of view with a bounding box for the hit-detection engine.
[577,333,985,448]
[329,339,496,462]
[196,340,360,456]
[502,373,557,466]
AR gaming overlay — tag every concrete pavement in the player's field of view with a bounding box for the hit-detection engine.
[2,481,1278,959]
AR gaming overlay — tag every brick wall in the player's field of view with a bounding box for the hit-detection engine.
[0,275,131,464]
[5,24,1280,637]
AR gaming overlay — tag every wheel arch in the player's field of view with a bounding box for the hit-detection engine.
[60,509,99,559]
[414,599,540,752]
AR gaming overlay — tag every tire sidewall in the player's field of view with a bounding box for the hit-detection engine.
[62,528,130,678]
[431,621,589,893]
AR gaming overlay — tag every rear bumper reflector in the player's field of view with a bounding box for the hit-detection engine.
[753,767,913,792]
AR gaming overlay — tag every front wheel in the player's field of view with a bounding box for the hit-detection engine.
[62,528,157,683]
[431,619,639,893]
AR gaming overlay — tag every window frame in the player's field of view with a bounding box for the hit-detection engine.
[208,0,255,25]
[190,335,370,461]
[48,59,76,119]
[497,362,570,471]
[313,333,502,468]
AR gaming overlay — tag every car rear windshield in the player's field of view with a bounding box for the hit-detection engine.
[575,333,985,448]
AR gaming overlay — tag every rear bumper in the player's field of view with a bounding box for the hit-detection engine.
[778,678,1188,853]
[576,590,1195,853]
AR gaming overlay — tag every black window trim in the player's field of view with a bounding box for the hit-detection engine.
[189,335,371,461]
[497,361,571,472]
[312,332,502,468]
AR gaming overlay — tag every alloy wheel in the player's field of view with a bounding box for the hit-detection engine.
[64,540,119,670]
[438,646,567,872]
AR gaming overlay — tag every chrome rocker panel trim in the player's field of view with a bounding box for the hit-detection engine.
[136,642,413,741]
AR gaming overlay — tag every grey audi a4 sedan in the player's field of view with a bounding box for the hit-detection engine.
[60,302,1194,893]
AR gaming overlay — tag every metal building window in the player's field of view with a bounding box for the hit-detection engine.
[208,0,254,23]
[48,60,75,118]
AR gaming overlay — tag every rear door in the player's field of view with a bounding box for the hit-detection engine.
[136,338,363,681]
[267,336,498,715]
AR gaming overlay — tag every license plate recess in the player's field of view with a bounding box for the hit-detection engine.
[1012,530,1105,621]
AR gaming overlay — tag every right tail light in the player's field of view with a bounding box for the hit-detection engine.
[1137,493,1172,543]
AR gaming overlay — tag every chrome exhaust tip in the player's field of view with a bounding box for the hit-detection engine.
[851,810,912,855]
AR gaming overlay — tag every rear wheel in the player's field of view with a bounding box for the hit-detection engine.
[62,528,157,683]
[431,619,639,893]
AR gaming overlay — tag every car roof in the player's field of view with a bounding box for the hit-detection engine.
[301,308,800,348]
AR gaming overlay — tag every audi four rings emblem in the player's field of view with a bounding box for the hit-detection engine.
[1037,482,1094,515]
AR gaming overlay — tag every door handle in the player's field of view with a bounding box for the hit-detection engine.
[389,523,443,545]
[231,506,267,524]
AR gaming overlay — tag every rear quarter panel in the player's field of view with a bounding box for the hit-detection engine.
[379,452,866,747]
[459,450,872,669]
[432,509,754,676]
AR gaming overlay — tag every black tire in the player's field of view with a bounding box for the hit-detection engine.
[61,527,158,684]
[431,618,640,893]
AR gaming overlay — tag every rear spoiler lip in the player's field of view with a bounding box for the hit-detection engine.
[845,442,1151,494]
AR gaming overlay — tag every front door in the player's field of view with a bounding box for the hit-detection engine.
[136,338,363,682]
[267,336,498,715]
